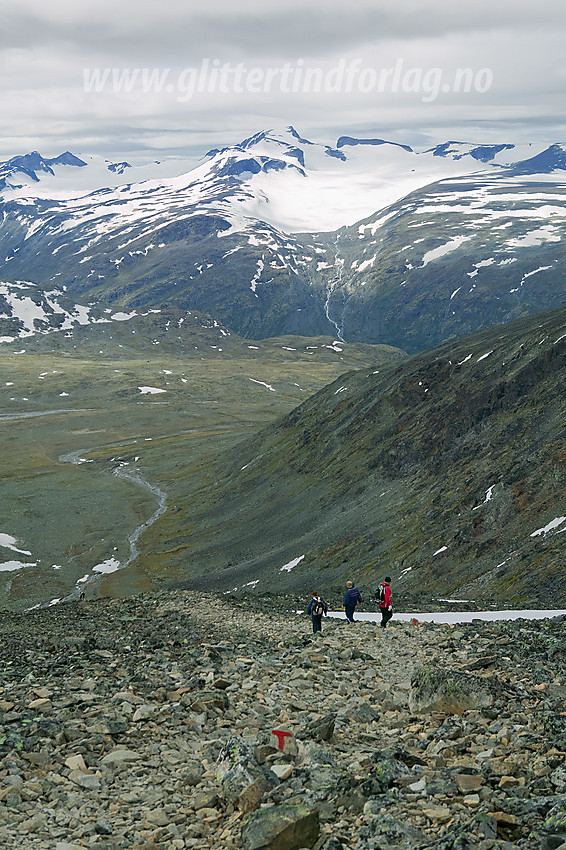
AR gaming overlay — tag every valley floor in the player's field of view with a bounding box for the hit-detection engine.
[0,591,565,849]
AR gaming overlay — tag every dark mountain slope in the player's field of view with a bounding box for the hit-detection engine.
[132,306,566,608]
[324,175,566,352]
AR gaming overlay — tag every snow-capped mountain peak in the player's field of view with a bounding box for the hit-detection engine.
[2,126,566,353]
[3,128,565,230]
[0,151,87,192]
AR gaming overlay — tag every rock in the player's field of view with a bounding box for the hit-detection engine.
[256,743,278,764]
[543,798,566,838]
[492,811,519,827]
[182,762,205,786]
[94,819,113,835]
[463,654,498,670]
[113,690,144,704]
[355,813,425,850]
[271,763,294,781]
[271,729,298,756]
[104,719,130,735]
[193,791,219,810]
[498,775,521,789]
[421,806,452,824]
[299,712,337,742]
[146,808,170,827]
[188,689,229,712]
[217,737,274,813]
[27,698,52,712]
[455,773,484,793]
[241,804,319,850]
[369,752,410,791]
[430,813,497,848]
[18,815,44,832]
[550,766,566,793]
[409,666,496,714]
[432,718,466,741]
[100,748,141,765]
[132,704,156,721]
[55,844,85,850]
[1,588,565,850]
[69,772,101,791]
[543,713,566,737]
[299,741,336,769]
[346,701,380,724]
[363,800,383,816]
[64,754,87,772]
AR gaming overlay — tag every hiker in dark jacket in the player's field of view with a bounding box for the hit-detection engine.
[378,576,393,629]
[343,580,363,622]
[307,591,328,633]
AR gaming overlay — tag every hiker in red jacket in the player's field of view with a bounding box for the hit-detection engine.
[378,576,393,629]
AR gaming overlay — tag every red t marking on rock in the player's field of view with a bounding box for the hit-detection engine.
[271,730,292,750]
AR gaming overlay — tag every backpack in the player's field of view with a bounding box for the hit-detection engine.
[376,584,386,605]
[312,598,326,616]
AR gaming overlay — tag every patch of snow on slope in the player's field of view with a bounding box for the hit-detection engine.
[531,517,566,537]
[249,378,275,391]
[0,561,37,572]
[473,485,496,510]
[93,558,121,574]
[507,224,562,248]
[111,311,138,321]
[280,555,305,572]
[421,236,474,266]
[250,258,265,295]
[0,533,32,555]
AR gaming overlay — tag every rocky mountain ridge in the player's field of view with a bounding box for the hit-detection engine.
[128,304,566,608]
[0,589,565,849]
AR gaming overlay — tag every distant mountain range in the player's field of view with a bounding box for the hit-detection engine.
[0,151,87,193]
[1,127,565,351]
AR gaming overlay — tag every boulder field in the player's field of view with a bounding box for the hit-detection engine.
[0,591,565,849]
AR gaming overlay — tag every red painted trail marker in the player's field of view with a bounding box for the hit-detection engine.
[271,730,292,751]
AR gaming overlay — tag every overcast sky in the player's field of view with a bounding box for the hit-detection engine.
[2,0,565,160]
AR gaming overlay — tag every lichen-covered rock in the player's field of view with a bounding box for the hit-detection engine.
[543,711,566,750]
[544,796,566,839]
[187,688,228,712]
[216,737,275,813]
[409,665,495,714]
[369,751,410,791]
[241,803,320,850]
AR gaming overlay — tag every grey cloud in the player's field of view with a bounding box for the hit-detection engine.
[3,1,566,60]
[0,0,565,159]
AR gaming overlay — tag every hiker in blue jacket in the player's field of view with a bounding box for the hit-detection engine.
[343,580,363,622]
[307,591,328,633]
